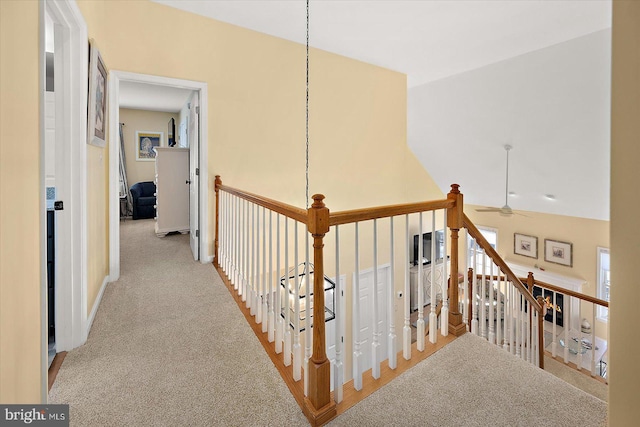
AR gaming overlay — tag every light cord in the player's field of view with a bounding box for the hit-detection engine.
[305,0,310,209]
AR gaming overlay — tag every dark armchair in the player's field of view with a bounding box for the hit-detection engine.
[130,181,156,220]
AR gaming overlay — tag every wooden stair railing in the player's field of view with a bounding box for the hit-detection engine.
[463,213,545,368]
[525,273,609,380]
[214,176,336,426]
[213,176,466,425]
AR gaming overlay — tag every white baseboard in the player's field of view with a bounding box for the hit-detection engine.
[85,275,109,340]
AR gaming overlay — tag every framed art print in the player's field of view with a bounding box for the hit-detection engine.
[514,233,538,259]
[544,239,573,267]
[136,131,163,161]
[87,39,108,147]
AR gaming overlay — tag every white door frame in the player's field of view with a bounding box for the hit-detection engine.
[108,72,210,281]
[40,0,89,401]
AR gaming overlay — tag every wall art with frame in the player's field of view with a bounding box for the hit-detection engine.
[135,131,163,161]
[87,39,108,147]
[514,233,538,259]
[544,239,573,267]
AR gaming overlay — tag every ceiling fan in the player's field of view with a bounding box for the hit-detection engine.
[475,144,527,217]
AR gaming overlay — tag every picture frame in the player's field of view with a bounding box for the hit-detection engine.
[544,239,573,267]
[514,233,538,259]
[87,39,108,147]
[135,131,163,161]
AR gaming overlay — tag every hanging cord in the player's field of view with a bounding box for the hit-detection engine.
[305,0,310,209]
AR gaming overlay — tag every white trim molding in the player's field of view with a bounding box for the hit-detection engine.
[85,275,110,339]
[40,0,89,402]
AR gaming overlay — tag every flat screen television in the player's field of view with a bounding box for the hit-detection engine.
[413,230,445,266]
[168,118,176,147]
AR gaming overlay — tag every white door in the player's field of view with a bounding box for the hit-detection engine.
[188,92,199,260]
[353,266,389,377]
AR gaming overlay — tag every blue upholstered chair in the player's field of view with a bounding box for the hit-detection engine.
[129,181,156,220]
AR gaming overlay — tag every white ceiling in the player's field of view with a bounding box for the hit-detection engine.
[150,0,612,220]
[119,81,193,112]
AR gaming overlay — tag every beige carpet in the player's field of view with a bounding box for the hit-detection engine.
[50,219,607,426]
[329,334,607,427]
[49,219,308,426]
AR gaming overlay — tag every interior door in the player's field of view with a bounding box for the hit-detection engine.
[354,267,389,376]
[188,92,199,260]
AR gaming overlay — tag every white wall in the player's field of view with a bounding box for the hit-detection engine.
[408,29,611,221]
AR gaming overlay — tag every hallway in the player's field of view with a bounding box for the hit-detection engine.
[49,219,308,426]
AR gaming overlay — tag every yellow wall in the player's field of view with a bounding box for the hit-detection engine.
[0,0,43,403]
[119,109,178,186]
[609,1,640,424]
[86,143,109,317]
[76,0,442,261]
[465,206,609,337]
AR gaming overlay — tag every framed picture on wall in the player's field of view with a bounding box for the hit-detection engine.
[87,39,108,147]
[514,233,538,259]
[135,131,163,161]
[544,239,573,267]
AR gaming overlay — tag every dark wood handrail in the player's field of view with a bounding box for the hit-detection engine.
[529,277,609,307]
[216,182,308,223]
[464,213,542,312]
[473,274,609,308]
[329,199,454,226]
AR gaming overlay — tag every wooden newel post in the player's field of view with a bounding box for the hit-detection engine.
[303,194,337,426]
[214,175,222,267]
[527,272,535,292]
[447,184,466,336]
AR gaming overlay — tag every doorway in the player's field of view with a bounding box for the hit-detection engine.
[108,72,210,282]
[40,0,89,400]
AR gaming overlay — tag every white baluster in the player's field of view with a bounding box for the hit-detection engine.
[262,208,268,332]
[275,214,283,354]
[564,296,570,364]
[591,304,597,376]
[515,291,521,357]
[255,206,262,323]
[334,225,344,403]
[480,253,487,339]
[551,290,558,357]
[372,219,381,378]
[429,212,438,343]
[576,299,583,371]
[388,217,397,369]
[441,210,449,337]
[234,196,240,288]
[416,213,425,351]
[284,218,291,366]
[496,268,502,347]
[304,232,311,395]
[502,273,509,351]
[249,204,255,314]
[268,210,275,343]
[353,222,363,390]
[403,215,411,361]
[243,200,249,302]
[293,223,301,381]
[471,242,479,336]
[488,262,495,345]
[509,283,515,355]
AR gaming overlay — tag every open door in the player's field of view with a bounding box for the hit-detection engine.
[188,92,200,260]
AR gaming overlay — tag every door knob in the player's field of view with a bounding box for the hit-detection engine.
[186,180,192,184]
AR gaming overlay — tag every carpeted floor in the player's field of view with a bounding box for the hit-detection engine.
[49,219,309,426]
[328,333,607,426]
[50,219,607,426]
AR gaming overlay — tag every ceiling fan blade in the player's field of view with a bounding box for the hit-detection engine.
[475,208,502,213]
